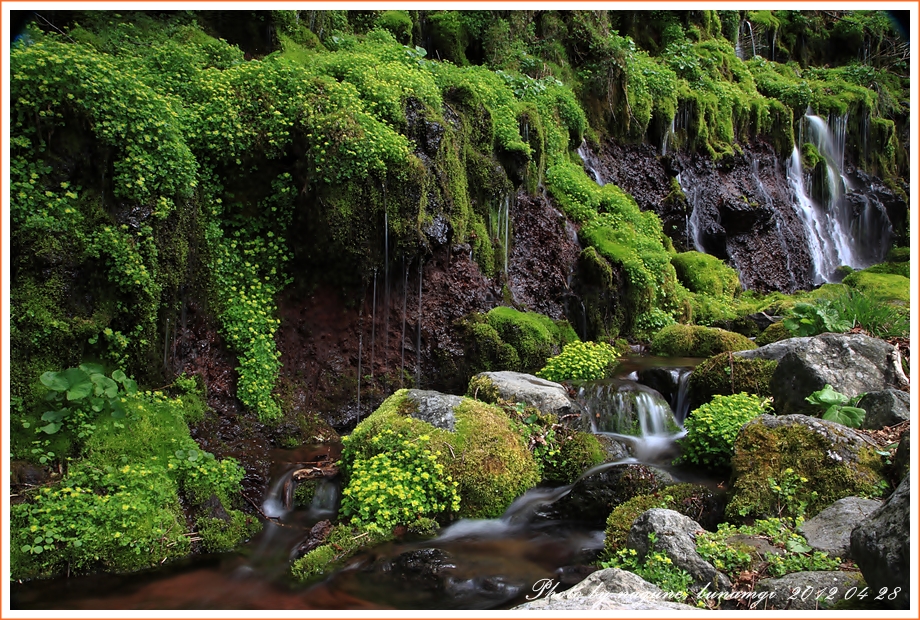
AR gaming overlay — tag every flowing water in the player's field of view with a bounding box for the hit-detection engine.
[12,359,709,610]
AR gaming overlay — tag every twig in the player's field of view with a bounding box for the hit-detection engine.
[33,13,76,43]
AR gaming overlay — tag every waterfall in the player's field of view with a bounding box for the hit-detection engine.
[677,172,706,253]
[746,20,756,58]
[576,140,604,186]
[734,20,744,59]
[488,195,513,277]
[672,369,692,425]
[786,111,893,281]
[661,115,676,156]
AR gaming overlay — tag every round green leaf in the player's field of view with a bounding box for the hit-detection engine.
[40,371,69,392]
[112,369,127,383]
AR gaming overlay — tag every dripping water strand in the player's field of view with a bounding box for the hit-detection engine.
[383,191,390,377]
[370,268,377,379]
[416,257,423,389]
[356,334,362,422]
[400,257,408,387]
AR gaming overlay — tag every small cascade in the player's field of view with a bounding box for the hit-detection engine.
[576,140,604,186]
[734,21,744,59]
[672,369,691,425]
[488,195,512,277]
[308,479,340,521]
[660,115,676,156]
[745,20,757,58]
[677,172,706,253]
[575,379,685,464]
[788,146,838,283]
[261,465,298,519]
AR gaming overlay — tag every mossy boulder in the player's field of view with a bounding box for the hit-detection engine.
[755,321,792,346]
[688,352,777,408]
[727,414,886,521]
[341,389,540,520]
[603,483,725,556]
[671,251,740,298]
[467,371,580,418]
[650,324,756,357]
[842,270,910,305]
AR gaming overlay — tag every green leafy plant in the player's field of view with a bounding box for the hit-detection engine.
[536,340,618,382]
[601,535,692,597]
[340,430,460,530]
[678,393,770,469]
[806,384,866,428]
[37,364,138,435]
[782,299,854,337]
[767,467,818,520]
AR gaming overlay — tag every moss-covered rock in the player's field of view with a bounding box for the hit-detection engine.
[688,352,777,408]
[727,414,886,521]
[547,431,606,484]
[671,251,740,298]
[603,483,724,557]
[291,522,394,582]
[755,321,792,346]
[842,270,910,304]
[650,324,756,357]
[551,464,672,526]
[341,389,540,520]
[197,510,261,553]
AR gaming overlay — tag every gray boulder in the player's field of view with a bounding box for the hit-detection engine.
[769,333,908,415]
[470,371,581,418]
[850,476,911,608]
[512,568,698,611]
[860,389,910,430]
[403,389,463,431]
[628,509,731,591]
[798,497,883,559]
[733,336,813,361]
[754,571,863,610]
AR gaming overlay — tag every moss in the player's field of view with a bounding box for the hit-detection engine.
[544,431,606,484]
[885,247,910,263]
[485,306,575,371]
[197,510,261,553]
[293,480,318,508]
[603,483,721,557]
[727,417,886,521]
[688,353,777,407]
[467,374,500,403]
[291,522,394,582]
[375,11,413,44]
[842,270,910,304]
[862,261,911,280]
[650,324,756,357]
[341,390,539,520]
[755,321,792,346]
[671,251,740,298]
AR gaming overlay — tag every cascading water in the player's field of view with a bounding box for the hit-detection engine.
[752,159,798,287]
[576,139,604,186]
[677,172,706,253]
[787,111,894,282]
[745,20,756,58]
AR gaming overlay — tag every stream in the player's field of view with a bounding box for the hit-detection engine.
[11,357,713,610]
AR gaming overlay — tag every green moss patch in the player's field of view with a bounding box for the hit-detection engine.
[727,415,886,521]
[650,324,756,357]
[671,251,740,298]
[688,352,777,406]
[843,270,910,304]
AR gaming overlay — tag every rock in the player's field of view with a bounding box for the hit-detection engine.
[402,389,463,431]
[546,464,673,526]
[753,571,863,610]
[291,519,333,560]
[728,414,884,520]
[423,213,451,247]
[850,476,911,608]
[627,509,731,591]
[732,336,812,361]
[893,430,909,482]
[470,371,581,418]
[797,497,883,559]
[769,333,909,416]
[725,534,785,558]
[511,568,698,610]
[860,389,910,430]
[202,493,231,522]
[746,312,778,331]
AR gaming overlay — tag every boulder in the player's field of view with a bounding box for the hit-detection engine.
[728,414,884,520]
[753,571,863,610]
[860,389,910,430]
[627,509,731,591]
[732,336,812,361]
[850,476,911,608]
[768,333,908,416]
[511,568,698,611]
[401,389,463,431]
[469,371,581,418]
[797,497,883,559]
